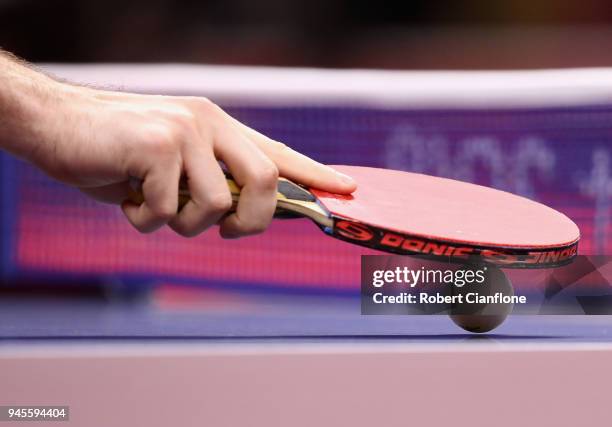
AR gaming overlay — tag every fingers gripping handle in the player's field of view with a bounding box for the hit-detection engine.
[126,174,327,222]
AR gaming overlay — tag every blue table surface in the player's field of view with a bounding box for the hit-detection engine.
[1,294,611,343]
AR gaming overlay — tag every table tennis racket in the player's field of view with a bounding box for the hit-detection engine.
[129,165,579,268]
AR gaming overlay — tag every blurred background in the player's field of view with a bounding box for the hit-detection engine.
[1,0,612,68]
[1,0,611,327]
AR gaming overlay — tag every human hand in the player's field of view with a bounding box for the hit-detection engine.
[30,86,357,238]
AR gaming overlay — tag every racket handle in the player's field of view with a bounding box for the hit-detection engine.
[126,175,306,219]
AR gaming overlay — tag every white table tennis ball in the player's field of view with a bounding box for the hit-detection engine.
[449,263,514,333]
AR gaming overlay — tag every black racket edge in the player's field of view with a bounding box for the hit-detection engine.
[315,216,578,269]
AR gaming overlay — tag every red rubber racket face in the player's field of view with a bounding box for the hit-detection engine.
[310,166,580,268]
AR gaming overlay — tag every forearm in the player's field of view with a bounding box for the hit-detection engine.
[0,50,74,164]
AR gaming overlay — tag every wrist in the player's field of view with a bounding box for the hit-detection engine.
[18,81,74,165]
[0,70,70,161]
[26,83,99,179]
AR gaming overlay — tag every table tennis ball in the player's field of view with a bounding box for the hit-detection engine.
[449,264,514,333]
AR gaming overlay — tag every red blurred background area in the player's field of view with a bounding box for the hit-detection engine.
[0,0,611,297]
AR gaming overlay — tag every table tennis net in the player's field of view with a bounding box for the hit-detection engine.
[1,65,610,292]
